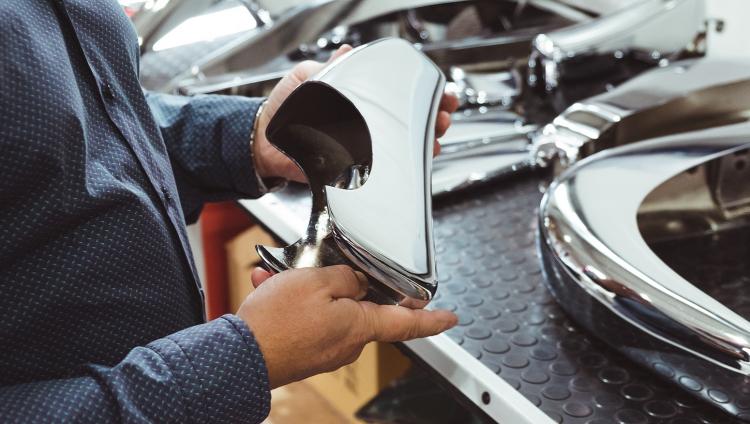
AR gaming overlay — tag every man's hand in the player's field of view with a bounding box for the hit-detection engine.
[252,45,460,182]
[237,266,457,389]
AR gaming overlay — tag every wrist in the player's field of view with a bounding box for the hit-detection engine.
[251,101,271,179]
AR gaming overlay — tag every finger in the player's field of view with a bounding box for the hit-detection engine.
[328,44,353,63]
[291,60,327,84]
[440,93,460,113]
[251,267,274,289]
[291,44,353,84]
[433,139,441,157]
[362,304,458,342]
[316,265,369,300]
[435,111,451,139]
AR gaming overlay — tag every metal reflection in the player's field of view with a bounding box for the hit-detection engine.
[528,0,706,91]
[256,38,444,307]
[540,122,750,418]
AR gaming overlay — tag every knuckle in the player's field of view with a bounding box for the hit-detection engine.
[357,302,377,342]
[404,311,424,340]
[332,264,357,285]
[290,267,325,290]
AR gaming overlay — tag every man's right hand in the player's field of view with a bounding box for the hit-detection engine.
[236,266,457,389]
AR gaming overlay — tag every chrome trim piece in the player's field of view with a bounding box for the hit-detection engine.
[528,0,706,90]
[256,38,444,307]
[432,111,536,197]
[165,0,358,91]
[435,58,750,197]
[540,122,750,418]
[532,58,750,173]
[172,0,582,91]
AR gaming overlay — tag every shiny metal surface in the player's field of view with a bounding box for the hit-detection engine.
[434,58,750,197]
[432,110,536,196]
[130,0,185,47]
[170,0,581,93]
[532,58,750,173]
[528,0,706,91]
[241,165,748,423]
[256,38,444,307]
[161,0,357,92]
[539,122,750,418]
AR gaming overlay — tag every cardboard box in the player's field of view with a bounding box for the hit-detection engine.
[226,227,412,420]
[305,342,410,421]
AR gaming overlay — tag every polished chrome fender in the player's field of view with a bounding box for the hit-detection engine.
[539,122,750,417]
[256,38,444,308]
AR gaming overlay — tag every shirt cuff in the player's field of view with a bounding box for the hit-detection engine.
[147,315,271,424]
[247,100,287,195]
[218,96,272,198]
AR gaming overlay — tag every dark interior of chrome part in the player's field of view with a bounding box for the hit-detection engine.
[349,0,573,44]
[262,82,372,254]
[266,82,372,193]
[257,81,397,301]
[638,148,750,320]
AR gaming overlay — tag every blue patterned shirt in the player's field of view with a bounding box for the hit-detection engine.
[0,1,271,422]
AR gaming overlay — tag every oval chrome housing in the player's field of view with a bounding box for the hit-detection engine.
[539,122,750,417]
[257,38,444,308]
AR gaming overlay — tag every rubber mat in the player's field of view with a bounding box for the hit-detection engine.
[431,176,744,424]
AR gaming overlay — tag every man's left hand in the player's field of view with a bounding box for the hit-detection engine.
[252,45,459,183]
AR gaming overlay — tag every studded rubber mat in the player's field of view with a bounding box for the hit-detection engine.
[430,176,743,424]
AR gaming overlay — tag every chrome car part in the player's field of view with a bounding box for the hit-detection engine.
[539,122,750,418]
[432,110,536,196]
[532,58,750,174]
[168,0,582,93]
[256,39,445,308]
[142,0,717,200]
[433,58,750,197]
[528,0,706,91]
[142,0,353,91]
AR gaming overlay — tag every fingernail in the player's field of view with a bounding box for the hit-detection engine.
[443,312,459,329]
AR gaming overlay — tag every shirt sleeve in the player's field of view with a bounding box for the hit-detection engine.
[145,92,268,223]
[0,315,271,424]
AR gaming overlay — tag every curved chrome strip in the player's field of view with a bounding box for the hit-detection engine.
[529,0,705,90]
[533,58,750,172]
[540,122,750,416]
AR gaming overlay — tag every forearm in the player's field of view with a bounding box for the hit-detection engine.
[145,92,266,223]
[0,315,270,424]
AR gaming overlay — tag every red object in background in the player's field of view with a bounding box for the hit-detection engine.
[200,202,254,319]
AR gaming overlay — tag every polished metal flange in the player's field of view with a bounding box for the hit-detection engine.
[256,38,444,308]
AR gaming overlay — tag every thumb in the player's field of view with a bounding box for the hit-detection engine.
[361,303,458,342]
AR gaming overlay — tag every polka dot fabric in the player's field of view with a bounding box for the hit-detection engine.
[0,0,270,422]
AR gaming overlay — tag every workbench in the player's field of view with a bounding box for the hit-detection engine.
[238,175,741,424]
